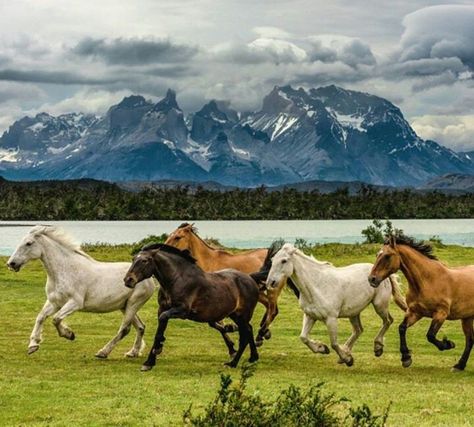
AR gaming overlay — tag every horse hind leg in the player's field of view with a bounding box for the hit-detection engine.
[225,315,250,368]
[452,318,474,372]
[125,314,146,358]
[372,292,394,357]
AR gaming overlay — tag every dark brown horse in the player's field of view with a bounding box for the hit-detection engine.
[124,243,260,370]
[165,223,298,345]
[369,234,474,371]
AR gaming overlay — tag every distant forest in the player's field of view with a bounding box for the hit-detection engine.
[0,178,472,220]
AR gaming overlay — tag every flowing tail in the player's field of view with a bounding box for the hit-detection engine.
[250,239,299,298]
[389,274,407,311]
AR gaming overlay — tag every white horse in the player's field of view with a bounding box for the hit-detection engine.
[7,225,155,358]
[266,243,406,366]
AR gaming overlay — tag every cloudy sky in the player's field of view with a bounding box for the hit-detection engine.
[1,0,474,151]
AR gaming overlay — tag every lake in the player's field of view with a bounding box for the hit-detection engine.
[1,219,473,256]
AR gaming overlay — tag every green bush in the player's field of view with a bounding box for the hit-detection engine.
[361,220,403,244]
[130,233,168,255]
[183,364,389,427]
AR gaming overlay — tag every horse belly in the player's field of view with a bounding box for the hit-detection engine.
[82,286,132,313]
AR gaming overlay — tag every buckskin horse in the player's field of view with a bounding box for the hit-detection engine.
[123,243,260,370]
[165,223,295,346]
[369,234,474,371]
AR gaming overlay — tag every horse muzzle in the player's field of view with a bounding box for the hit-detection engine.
[124,275,138,289]
[266,279,278,289]
[7,260,22,272]
[368,275,381,288]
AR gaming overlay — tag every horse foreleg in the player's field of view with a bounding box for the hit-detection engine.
[325,316,353,366]
[142,306,188,372]
[209,322,236,357]
[453,318,474,372]
[426,310,455,351]
[52,299,81,341]
[225,316,250,368]
[256,287,281,346]
[300,313,330,354]
[125,315,146,358]
[28,300,58,354]
[399,310,421,368]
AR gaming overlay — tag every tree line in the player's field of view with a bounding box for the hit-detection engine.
[0,178,472,220]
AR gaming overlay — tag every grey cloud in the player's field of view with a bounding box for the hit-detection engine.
[72,37,198,65]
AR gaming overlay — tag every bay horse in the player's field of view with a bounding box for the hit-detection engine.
[267,243,406,366]
[369,234,474,371]
[123,243,259,370]
[6,226,155,358]
[165,223,294,346]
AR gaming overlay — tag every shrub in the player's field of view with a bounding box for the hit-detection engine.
[183,364,389,426]
[361,220,402,244]
[130,233,168,255]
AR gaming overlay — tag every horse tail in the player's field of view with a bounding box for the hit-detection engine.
[249,239,300,298]
[389,274,407,311]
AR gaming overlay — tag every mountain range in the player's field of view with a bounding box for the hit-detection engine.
[1,85,473,187]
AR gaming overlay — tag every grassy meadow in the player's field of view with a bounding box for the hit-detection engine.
[1,242,474,426]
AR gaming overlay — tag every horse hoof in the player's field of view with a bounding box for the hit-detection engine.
[95,351,108,359]
[451,365,464,372]
[224,361,237,368]
[125,351,138,358]
[322,345,330,354]
[402,357,412,368]
[27,345,39,355]
[141,364,153,372]
[264,330,272,340]
[248,355,259,363]
[68,332,76,341]
[444,339,455,350]
[255,339,263,348]
[374,347,384,357]
[345,356,354,367]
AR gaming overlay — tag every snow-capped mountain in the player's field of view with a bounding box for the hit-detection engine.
[1,85,472,186]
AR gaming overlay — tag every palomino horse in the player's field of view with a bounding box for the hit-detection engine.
[369,234,474,371]
[7,226,155,358]
[266,243,406,366]
[123,243,260,370]
[165,223,291,345]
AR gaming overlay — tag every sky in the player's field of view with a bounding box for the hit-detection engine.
[0,0,474,151]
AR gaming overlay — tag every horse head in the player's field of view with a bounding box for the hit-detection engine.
[7,226,51,272]
[369,235,401,287]
[266,243,297,289]
[124,250,156,289]
[164,223,196,252]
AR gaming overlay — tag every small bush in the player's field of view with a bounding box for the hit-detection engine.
[361,220,402,244]
[183,364,389,427]
[130,233,168,255]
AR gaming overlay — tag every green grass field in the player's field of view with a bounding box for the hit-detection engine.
[1,242,474,426]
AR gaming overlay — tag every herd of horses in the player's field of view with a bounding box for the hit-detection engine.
[6,223,474,372]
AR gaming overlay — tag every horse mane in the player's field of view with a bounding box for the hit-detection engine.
[178,222,198,233]
[30,225,93,260]
[141,242,197,264]
[292,247,333,267]
[387,234,437,260]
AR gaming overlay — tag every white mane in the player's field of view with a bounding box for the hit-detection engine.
[29,225,92,259]
[282,244,334,267]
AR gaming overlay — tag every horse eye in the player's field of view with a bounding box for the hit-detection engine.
[281,260,287,264]
[175,236,181,241]
[26,242,33,247]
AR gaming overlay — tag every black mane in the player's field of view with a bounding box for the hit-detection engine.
[141,243,197,264]
[386,234,437,260]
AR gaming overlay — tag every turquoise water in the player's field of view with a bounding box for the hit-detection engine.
[1,219,473,256]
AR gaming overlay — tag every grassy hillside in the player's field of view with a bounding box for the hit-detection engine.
[1,242,474,426]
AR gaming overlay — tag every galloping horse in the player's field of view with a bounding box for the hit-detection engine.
[124,243,260,370]
[7,226,155,358]
[165,223,291,345]
[267,243,406,366]
[369,234,474,371]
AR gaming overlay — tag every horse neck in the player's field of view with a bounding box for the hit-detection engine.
[39,237,90,284]
[397,245,442,293]
[290,252,326,303]
[188,233,219,270]
[153,252,202,292]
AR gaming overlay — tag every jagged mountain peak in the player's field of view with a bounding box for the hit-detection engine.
[153,88,180,112]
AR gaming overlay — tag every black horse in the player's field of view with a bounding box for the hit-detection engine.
[124,244,260,370]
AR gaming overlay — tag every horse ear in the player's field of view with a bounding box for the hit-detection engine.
[389,234,397,248]
[288,246,297,255]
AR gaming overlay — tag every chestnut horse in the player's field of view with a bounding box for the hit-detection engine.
[369,234,474,371]
[124,243,260,370]
[165,223,293,345]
